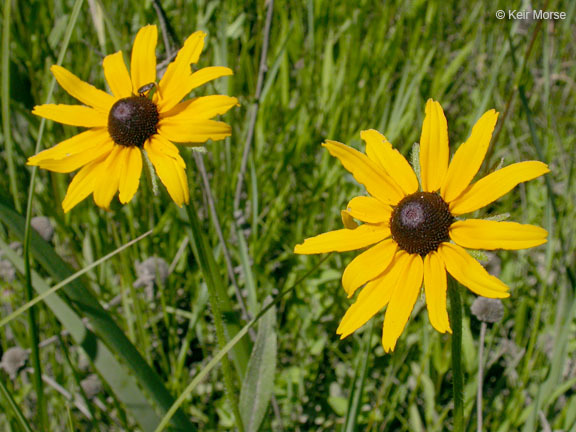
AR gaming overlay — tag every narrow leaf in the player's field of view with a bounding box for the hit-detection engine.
[239,300,277,432]
[0,198,193,431]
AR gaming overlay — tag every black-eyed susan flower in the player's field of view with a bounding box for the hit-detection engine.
[28,25,237,212]
[294,99,549,352]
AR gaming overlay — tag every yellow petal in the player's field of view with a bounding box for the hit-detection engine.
[449,161,550,215]
[441,110,498,203]
[419,99,449,192]
[294,224,391,255]
[51,65,115,113]
[381,252,424,352]
[118,146,142,203]
[336,250,404,339]
[32,104,107,127]
[156,31,206,112]
[450,219,548,250]
[148,134,185,165]
[157,66,234,112]
[362,129,418,195]
[158,119,232,144]
[174,159,190,205]
[130,25,157,94]
[423,252,451,334]
[161,96,239,120]
[323,140,405,205]
[346,196,392,224]
[190,65,232,83]
[27,128,112,167]
[103,51,132,99]
[144,135,189,206]
[342,239,397,298]
[439,243,509,298]
[30,140,114,173]
[187,66,233,90]
[340,210,358,230]
[93,146,124,209]
[62,157,107,213]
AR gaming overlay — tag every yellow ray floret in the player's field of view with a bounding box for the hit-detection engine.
[295,99,548,352]
[28,25,237,212]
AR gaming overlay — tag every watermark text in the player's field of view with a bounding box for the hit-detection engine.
[496,9,566,20]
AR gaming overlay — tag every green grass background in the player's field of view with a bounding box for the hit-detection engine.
[1,0,575,430]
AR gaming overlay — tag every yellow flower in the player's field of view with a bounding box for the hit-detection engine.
[294,99,549,352]
[28,25,237,212]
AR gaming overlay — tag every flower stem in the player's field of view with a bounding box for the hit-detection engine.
[448,277,464,432]
[477,322,487,432]
[184,200,244,432]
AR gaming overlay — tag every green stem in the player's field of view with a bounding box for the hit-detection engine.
[6,0,45,429]
[153,254,332,432]
[184,200,244,432]
[2,0,20,211]
[477,322,487,432]
[0,377,34,432]
[21,1,85,429]
[23,265,46,428]
[448,277,464,432]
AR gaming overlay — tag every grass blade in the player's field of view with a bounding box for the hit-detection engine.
[0,377,34,432]
[342,320,373,432]
[0,230,151,328]
[0,198,193,431]
[153,255,331,432]
[0,239,163,430]
[239,301,277,432]
[1,0,19,211]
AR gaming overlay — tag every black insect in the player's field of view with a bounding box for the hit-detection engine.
[138,82,157,97]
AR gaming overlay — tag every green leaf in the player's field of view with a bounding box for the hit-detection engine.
[153,256,330,432]
[0,377,34,432]
[0,198,192,431]
[184,199,245,429]
[328,396,347,416]
[411,143,421,186]
[485,212,510,222]
[182,202,251,377]
[468,249,489,263]
[239,301,277,432]
[343,320,372,432]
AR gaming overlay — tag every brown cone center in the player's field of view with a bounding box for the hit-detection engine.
[390,192,453,255]
[108,96,159,147]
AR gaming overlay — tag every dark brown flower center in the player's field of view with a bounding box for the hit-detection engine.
[108,96,159,147]
[390,192,453,255]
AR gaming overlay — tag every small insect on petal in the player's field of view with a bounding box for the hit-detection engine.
[28,25,237,212]
[138,82,157,98]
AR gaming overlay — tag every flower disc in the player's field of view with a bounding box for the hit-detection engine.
[108,96,159,147]
[390,192,453,255]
